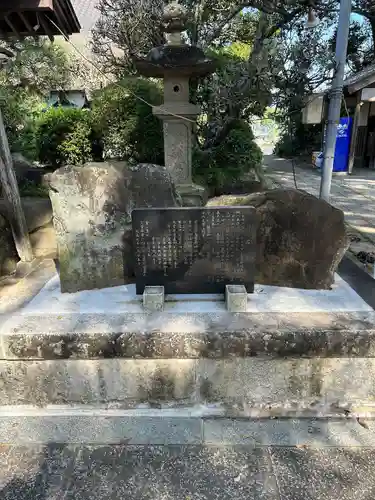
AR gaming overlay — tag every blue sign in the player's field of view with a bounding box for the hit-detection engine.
[333,117,352,172]
[319,117,353,173]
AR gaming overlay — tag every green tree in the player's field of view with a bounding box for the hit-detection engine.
[91,78,164,163]
[35,107,95,167]
[0,38,78,159]
[272,3,374,156]
[91,0,314,147]
[0,38,75,94]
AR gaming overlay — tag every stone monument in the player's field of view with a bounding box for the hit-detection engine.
[132,206,259,296]
[46,162,180,293]
[134,1,216,207]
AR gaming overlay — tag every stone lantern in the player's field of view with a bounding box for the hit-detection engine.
[134,1,216,206]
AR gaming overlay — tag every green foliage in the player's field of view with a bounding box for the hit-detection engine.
[0,87,43,161]
[0,38,77,93]
[91,78,163,164]
[36,107,95,167]
[193,120,263,189]
[274,122,322,158]
[0,38,80,162]
[201,41,272,120]
[214,42,251,61]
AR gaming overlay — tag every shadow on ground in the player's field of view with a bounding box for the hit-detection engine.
[2,443,375,499]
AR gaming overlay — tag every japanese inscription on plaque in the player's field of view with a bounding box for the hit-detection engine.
[132,207,258,294]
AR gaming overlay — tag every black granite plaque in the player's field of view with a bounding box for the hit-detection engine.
[132,206,258,295]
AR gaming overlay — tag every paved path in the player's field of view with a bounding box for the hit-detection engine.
[264,155,375,245]
[1,443,375,499]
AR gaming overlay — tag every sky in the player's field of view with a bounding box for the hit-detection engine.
[71,0,100,33]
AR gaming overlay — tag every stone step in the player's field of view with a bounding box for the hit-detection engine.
[2,357,375,417]
[0,406,374,445]
[1,310,375,359]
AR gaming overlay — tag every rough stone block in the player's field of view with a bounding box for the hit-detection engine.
[197,359,313,405]
[46,162,179,293]
[0,198,53,233]
[29,224,57,258]
[0,360,100,406]
[100,359,196,402]
[225,285,248,312]
[211,189,349,289]
[318,358,375,403]
[177,183,208,207]
[0,359,196,406]
[143,286,165,312]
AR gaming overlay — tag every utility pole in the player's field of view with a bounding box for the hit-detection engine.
[319,0,352,202]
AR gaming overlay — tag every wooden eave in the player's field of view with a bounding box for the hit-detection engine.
[0,0,80,41]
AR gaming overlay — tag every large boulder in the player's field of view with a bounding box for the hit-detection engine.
[0,198,52,233]
[0,154,54,197]
[45,162,180,293]
[12,153,55,184]
[11,153,35,183]
[209,189,349,289]
[0,214,18,277]
[0,198,55,264]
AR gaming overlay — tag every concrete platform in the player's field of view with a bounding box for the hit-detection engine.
[0,270,374,362]
[0,270,374,417]
[1,265,375,420]
[5,271,373,314]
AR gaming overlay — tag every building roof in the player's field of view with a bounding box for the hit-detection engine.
[71,0,100,33]
[0,0,81,39]
[344,63,375,94]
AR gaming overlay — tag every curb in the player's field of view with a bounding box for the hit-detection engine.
[0,406,375,446]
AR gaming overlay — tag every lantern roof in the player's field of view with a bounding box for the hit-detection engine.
[134,45,216,79]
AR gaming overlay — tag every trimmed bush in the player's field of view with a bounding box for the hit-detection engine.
[193,120,263,190]
[91,78,164,164]
[36,107,96,167]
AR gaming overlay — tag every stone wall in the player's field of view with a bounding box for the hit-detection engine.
[1,357,375,417]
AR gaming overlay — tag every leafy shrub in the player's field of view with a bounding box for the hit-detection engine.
[35,107,96,167]
[0,87,43,161]
[91,78,163,164]
[274,123,322,158]
[193,120,263,189]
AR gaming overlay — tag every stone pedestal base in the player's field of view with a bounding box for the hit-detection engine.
[177,183,208,207]
[1,271,375,421]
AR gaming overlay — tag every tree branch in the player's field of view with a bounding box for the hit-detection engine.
[265,6,304,38]
[205,2,251,45]
[352,8,375,21]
